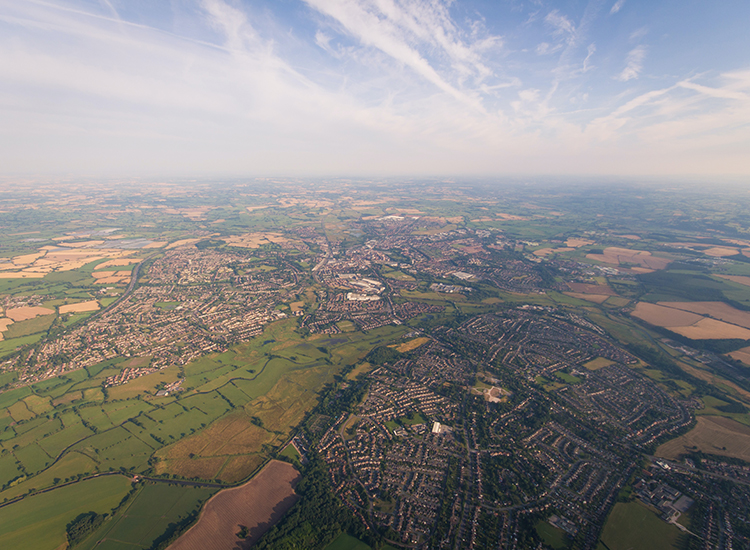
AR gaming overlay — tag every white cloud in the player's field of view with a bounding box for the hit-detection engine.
[545,10,575,39]
[536,42,562,55]
[0,0,748,177]
[610,0,626,15]
[615,45,646,81]
[583,43,596,72]
[301,0,507,111]
[315,30,333,51]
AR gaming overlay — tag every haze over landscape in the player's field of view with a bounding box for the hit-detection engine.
[2,2,750,550]
[1,0,749,176]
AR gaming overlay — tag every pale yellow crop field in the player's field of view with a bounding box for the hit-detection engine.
[394,337,431,353]
[221,232,290,248]
[717,274,750,288]
[702,246,739,257]
[631,302,750,339]
[59,300,100,314]
[586,247,671,270]
[0,242,141,277]
[565,238,594,247]
[672,318,750,340]
[631,302,702,327]
[658,301,750,329]
[729,346,750,365]
[5,306,55,321]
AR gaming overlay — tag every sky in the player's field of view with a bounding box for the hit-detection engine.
[1,0,749,178]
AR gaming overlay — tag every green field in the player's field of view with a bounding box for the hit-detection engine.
[554,371,582,384]
[0,316,407,500]
[535,521,570,549]
[278,443,302,466]
[599,501,683,550]
[77,482,217,550]
[324,533,372,550]
[0,475,133,550]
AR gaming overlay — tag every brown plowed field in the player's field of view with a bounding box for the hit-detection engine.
[168,460,300,550]
[656,416,750,462]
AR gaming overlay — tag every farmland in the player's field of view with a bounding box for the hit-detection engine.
[630,301,750,339]
[1,181,750,548]
[76,482,218,550]
[0,475,132,550]
[655,415,750,462]
[169,460,300,550]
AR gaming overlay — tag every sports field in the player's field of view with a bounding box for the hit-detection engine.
[599,501,682,550]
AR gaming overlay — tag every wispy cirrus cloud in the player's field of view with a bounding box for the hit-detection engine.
[0,0,748,177]
[610,0,626,15]
[615,45,646,81]
[545,10,576,40]
[302,0,503,110]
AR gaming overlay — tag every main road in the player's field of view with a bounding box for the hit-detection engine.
[88,252,158,321]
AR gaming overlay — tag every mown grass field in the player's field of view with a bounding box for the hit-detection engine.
[535,521,570,549]
[324,532,372,550]
[599,501,682,550]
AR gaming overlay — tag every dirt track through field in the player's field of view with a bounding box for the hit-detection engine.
[168,460,300,550]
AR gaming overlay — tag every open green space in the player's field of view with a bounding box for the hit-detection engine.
[77,482,217,550]
[599,501,683,550]
[554,371,582,384]
[535,521,570,549]
[324,532,372,550]
[0,475,132,550]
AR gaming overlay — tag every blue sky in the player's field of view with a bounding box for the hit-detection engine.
[1,0,749,177]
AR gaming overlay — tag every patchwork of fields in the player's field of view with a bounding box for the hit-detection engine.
[0,312,409,548]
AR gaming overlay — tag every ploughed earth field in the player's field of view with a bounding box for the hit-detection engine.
[168,460,301,550]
